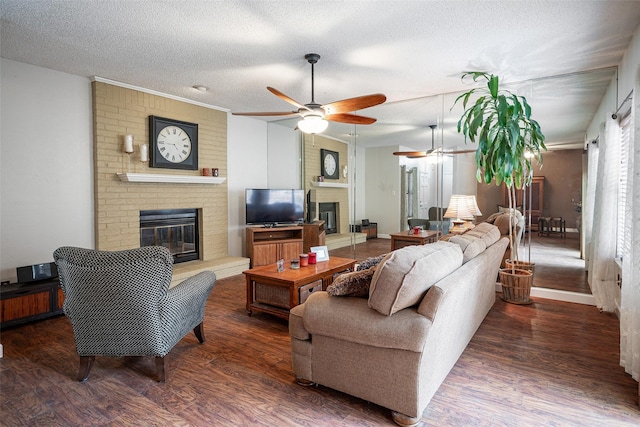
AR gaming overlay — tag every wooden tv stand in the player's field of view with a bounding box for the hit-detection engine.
[246,225,304,268]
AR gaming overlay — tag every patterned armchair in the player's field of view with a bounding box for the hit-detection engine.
[53,246,216,382]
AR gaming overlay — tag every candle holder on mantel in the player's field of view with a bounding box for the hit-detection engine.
[123,134,134,172]
[140,143,149,166]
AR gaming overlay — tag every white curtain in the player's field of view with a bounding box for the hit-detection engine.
[620,77,640,381]
[584,140,599,270]
[588,116,620,312]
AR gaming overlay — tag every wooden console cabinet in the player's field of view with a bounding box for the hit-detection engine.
[0,279,64,329]
[353,222,378,239]
[246,226,304,268]
[302,221,326,253]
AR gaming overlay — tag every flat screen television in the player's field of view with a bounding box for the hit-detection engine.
[245,189,305,226]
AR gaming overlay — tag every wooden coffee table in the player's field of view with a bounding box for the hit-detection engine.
[390,230,440,250]
[244,256,356,320]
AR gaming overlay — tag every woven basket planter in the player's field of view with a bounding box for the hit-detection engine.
[499,268,533,305]
[506,260,536,278]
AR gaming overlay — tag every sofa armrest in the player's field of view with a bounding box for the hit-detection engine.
[289,303,309,340]
[296,291,432,353]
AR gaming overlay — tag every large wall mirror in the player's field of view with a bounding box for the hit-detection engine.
[272,69,616,296]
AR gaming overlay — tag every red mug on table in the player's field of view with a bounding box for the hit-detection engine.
[299,253,309,267]
[308,252,317,264]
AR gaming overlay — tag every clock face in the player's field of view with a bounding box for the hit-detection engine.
[324,153,336,176]
[157,125,192,163]
[321,149,339,179]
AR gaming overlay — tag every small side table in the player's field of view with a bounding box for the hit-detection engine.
[549,217,566,238]
[390,230,440,250]
[538,217,550,236]
[538,217,566,238]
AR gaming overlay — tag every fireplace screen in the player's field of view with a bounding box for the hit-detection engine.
[140,209,199,263]
[319,202,338,234]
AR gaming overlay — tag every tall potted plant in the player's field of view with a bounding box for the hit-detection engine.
[453,72,546,304]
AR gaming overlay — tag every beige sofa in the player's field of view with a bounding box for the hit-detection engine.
[289,223,508,426]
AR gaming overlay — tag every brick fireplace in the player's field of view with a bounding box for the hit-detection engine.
[303,135,350,235]
[92,81,228,262]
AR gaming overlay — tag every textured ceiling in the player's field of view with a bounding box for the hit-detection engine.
[2,0,639,150]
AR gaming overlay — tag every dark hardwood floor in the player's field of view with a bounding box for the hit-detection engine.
[524,231,590,293]
[1,238,637,426]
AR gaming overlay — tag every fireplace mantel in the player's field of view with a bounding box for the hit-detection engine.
[117,173,225,184]
[310,181,349,188]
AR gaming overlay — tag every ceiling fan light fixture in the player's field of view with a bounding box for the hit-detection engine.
[298,116,328,134]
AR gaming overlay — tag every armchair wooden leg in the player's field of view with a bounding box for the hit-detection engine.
[193,322,205,344]
[155,356,166,382]
[78,356,95,382]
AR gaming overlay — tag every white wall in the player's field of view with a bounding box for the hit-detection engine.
[227,115,268,258]
[267,123,300,189]
[226,118,300,258]
[0,59,94,282]
[353,144,367,221]
[365,146,401,235]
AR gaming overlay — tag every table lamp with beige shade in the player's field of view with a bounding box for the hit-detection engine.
[444,195,482,234]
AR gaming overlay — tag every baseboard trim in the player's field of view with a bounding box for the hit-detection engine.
[495,283,595,305]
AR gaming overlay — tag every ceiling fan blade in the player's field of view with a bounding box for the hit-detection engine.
[232,111,298,117]
[325,113,377,125]
[322,93,386,114]
[442,149,477,154]
[393,151,429,157]
[267,87,311,111]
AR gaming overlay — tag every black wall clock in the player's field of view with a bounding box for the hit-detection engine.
[321,149,339,179]
[149,116,198,170]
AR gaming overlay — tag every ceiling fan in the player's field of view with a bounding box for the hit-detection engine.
[393,125,476,158]
[232,53,386,134]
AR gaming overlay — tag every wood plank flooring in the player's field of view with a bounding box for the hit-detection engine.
[1,238,637,426]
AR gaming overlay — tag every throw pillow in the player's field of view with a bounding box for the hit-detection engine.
[498,206,524,223]
[484,212,503,224]
[327,268,375,297]
[492,213,512,235]
[357,254,387,271]
[368,242,463,316]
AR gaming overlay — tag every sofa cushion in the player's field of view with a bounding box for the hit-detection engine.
[462,222,500,247]
[301,292,432,352]
[449,235,487,263]
[368,242,463,316]
[327,268,375,298]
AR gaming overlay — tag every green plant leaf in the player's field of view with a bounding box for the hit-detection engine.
[488,75,499,98]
